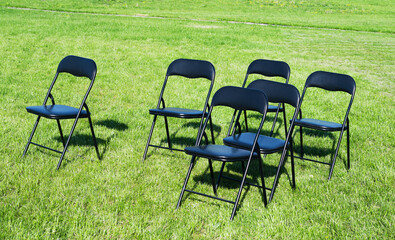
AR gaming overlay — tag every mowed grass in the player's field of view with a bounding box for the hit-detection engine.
[0,1,394,239]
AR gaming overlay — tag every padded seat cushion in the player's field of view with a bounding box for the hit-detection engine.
[294,118,343,131]
[26,105,89,119]
[223,132,287,154]
[267,104,283,112]
[149,107,207,119]
[184,144,257,161]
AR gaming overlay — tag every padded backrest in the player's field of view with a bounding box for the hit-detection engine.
[305,71,355,95]
[212,86,268,114]
[57,55,97,80]
[246,59,290,80]
[166,58,215,81]
[247,79,300,108]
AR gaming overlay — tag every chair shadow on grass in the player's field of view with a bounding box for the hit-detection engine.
[53,119,128,166]
[180,157,286,208]
[291,128,350,173]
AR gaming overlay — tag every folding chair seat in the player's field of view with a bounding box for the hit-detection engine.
[142,58,215,161]
[176,86,269,220]
[293,71,356,180]
[223,80,300,203]
[241,59,291,136]
[22,55,100,170]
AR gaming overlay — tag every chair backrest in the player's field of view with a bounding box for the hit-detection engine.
[305,71,355,95]
[212,86,268,114]
[57,55,97,80]
[247,79,300,108]
[43,55,97,106]
[156,59,215,110]
[242,59,290,87]
[197,86,268,146]
[166,58,215,81]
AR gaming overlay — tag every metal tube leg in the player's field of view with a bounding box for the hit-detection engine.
[164,116,172,150]
[299,126,304,158]
[22,116,41,157]
[56,117,80,170]
[177,156,196,209]
[88,116,100,160]
[290,139,295,189]
[269,146,289,203]
[258,155,267,206]
[328,129,346,180]
[56,119,65,148]
[208,159,217,196]
[142,115,157,162]
[244,110,249,132]
[216,162,226,189]
[209,115,215,144]
[347,120,350,170]
[230,158,253,220]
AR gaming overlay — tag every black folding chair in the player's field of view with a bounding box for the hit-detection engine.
[241,59,291,137]
[223,80,300,203]
[22,55,100,170]
[142,59,215,162]
[293,71,356,180]
[177,86,269,220]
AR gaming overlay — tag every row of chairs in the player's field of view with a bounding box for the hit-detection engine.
[22,56,355,220]
[142,58,356,220]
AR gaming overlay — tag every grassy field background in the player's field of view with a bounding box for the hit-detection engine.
[0,0,394,239]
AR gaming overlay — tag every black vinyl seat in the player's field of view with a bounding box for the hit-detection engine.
[177,86,269,221]
[294,71,356,180]
[293,118,343,131]
[223,80,300,203]
[241,59,291,136]
[26,105,90,119]
[22,55,100,170]
[142,58,216,162]
[224,133,287,154]
[149,107,205,119]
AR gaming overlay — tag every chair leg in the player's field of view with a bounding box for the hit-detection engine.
[22,116,41,157]
[216,162,226,189]
[88,115,100,160]
[177,156,196,209]
[328,129,346,180]
[269,104,281,137]
[164,116,172,150]
[56,119,65,148]
[258,154,267,207]
[244,110,249,132]
[208,115,215,144]
[347,122,350,170]
[142,115,157,162]
[230,158,253,221]
[56,117,80,170]
[290,139,295,189]
[208,159,217,196]
[299,126,304,158]
[269,146,289,203]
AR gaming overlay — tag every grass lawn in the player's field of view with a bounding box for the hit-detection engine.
[0,0,394,239]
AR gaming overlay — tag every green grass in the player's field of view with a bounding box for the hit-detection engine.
[2,0,395,33]
[0,1,394,239]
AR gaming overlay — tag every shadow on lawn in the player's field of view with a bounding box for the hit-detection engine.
[179,161,287,209]
[53,119,128,165]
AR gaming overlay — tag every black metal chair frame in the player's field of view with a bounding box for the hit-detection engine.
[22,55,100,170]
[294,71,356,180]
[241,59,291,137]
[223,80,301,203]
[176,86,269,220]
[142,58,216,162]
